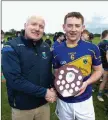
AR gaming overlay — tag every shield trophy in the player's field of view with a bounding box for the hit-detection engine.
[54,65,84,97]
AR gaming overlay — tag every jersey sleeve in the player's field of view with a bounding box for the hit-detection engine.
[92,45,102,66]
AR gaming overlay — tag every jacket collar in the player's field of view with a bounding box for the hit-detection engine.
[20,32,43,47]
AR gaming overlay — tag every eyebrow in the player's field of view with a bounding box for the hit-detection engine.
[67,24,81,26]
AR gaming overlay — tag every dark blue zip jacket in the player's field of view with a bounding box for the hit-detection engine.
[2,36,53,110]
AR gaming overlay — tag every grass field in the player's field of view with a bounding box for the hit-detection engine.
[1,82,108,120]
[1,37,108,120]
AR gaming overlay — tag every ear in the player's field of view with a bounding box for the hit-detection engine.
[24,23,26,29]
[82,25,85,32]
[63,24,66,32]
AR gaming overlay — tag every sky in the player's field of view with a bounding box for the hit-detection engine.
[2,1,108,34]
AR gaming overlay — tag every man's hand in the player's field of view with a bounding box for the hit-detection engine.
[45,88,57,103]
[75,81,88,96]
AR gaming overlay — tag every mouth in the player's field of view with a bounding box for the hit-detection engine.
[31,32,40,36]
[69,33,77,37]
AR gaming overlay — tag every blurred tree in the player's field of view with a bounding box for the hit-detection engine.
[9,29,17,35]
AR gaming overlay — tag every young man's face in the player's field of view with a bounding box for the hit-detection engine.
[105,34,108,40]
[59,35,65,41]
[24,17,45,41]
[81,33,89,41]
[63,17,85,42]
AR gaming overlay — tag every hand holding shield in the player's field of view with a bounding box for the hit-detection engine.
[54,65,84,97]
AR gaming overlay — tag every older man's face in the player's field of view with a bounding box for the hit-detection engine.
[24,16,45,41]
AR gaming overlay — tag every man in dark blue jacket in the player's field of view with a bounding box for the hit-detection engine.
[2,16,56,120]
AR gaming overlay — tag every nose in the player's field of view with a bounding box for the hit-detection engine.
[71,25,76,31]
[35,25,40,31]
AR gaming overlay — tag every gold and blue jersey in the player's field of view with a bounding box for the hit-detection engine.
[52,40,101,103]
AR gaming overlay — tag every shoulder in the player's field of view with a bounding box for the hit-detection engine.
[53,41,58,46]
[81,40,99,50]
[42,41,50,48]
[98,41,103,45]
[52,42,65,56]
[54,42,64,50]
[81,40,93,46]
[98,41,108,49]
[2,37,24,52]
[7,37,23,47]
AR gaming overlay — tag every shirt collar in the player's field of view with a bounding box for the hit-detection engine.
[64,39,82,48]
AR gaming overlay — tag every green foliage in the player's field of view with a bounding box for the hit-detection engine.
[92,37,101,45]
[94,34,101,37]
[43,35,53,41]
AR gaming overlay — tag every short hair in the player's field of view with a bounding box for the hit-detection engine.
[101,30,108,39]
[21,29,25,36]
[45,39,52,47]
[56,32,64,39]
[82,29,89,35]
[16,31,21,37]
[64,12,84,24]
[7,37,13,41]
[53,32,58,42]
[1,30,4,34]
[89,33,94,40]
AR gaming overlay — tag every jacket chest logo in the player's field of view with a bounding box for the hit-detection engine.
[42,52,47,59]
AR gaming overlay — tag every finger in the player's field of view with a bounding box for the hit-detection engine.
[46,97,56,103]
[49,97,56,101]
[50,98,56,103]
[50,88,54,91]
[50,97,57,103]
[79,84,84,90]
[75,87,82,96]
[46,98,53,103]
[75,90,84,97]
[45,97,51,101]
[75,92,82,97]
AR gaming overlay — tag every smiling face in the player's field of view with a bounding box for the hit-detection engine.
[63,17,85,44]
[81,29,90,41]
[81,33,89,41]
[24,16,45,41]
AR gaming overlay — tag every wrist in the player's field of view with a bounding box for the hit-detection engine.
[85,80,89,86]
